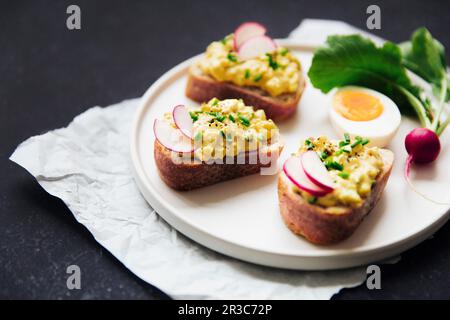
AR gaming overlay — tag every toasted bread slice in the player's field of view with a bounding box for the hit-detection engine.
[155,140,283,191]
[186,64,305,121]
[278,149,394,245]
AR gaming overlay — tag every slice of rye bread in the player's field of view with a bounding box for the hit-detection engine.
[185,64,305,121]
[154,140,284,191]
[278,149,394,245]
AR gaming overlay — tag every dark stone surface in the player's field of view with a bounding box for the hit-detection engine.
[1,0,449,299]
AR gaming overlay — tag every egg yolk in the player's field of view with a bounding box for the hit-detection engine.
[333,91,383,121]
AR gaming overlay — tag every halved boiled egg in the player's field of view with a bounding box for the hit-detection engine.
[329,86,401,147]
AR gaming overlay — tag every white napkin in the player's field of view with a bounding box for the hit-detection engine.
[10,20,396,299]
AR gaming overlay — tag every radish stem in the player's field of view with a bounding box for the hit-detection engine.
[432,75,448,131]
[437,115,450,136]
[396,86,431,128]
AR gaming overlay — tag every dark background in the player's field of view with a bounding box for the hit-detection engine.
[1,0,450,299]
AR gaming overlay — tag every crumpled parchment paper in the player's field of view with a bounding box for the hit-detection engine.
[9,20,397,299]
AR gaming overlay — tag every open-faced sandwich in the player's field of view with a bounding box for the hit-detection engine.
[186,22,305,121]
[278,135,394,245]
[154,98,283,190]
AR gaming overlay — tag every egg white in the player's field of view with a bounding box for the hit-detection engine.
[329,86,401,147]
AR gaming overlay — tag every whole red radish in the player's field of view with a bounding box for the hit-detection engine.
[405,128,440,164]
[403,127,448,204]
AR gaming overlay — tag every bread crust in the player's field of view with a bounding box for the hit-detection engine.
[185,64,305,121]
[277,149,394,245]
[154,140,283,191]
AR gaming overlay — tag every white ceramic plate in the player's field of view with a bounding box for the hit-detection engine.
[130,40,450,270]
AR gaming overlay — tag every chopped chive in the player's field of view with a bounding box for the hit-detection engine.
[338,172,350,179]
[344,133,350,143]
[308,196,318,204]
[336,147,350,156]
[253,74,263,82]
[305,138,314,150]
[210,98,219,106]
[207,111,226,122]
[189,111,198,122]
[220,130,226,139]
[266,53,279,70]
[325,160,343,171]
[280,48,289,56]
[244,69,250,79]
[227,53,238,62]
[361,138,370,145]
[339,140,350,147]
[319,151,328,160]
[238,114,250,127]
[220,36,228,45]
[228,114,236,123]
[350,136,363,148]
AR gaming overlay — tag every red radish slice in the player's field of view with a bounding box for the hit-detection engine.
[301,151,335,192]
[172,105,193,139]
[238,35,277,60]
[153,119,193,153]
[283,156,331,197]
[234,22,267,50]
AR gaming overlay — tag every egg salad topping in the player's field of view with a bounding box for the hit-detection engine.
[295,135,384,208]
[197,34,302,97]
[164,98,279,161]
